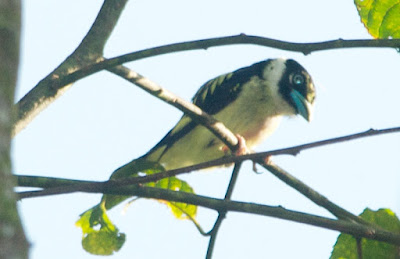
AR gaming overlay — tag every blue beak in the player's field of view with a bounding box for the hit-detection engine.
[290,89,314,122]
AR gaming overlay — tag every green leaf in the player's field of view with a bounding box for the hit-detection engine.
[76,203,125,255]
[331,208,400,259]
[354,0,400,38]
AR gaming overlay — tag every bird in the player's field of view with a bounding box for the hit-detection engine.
[113,58,316,176]
[76,58,316,254]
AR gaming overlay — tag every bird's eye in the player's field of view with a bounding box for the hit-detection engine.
[292,73,305,85]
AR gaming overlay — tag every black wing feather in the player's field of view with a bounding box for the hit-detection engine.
[192,60,269,115]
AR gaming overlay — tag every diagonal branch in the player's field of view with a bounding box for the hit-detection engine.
[259,161,372,226]
[15,126,400,199]
[107,65,238,150]
[13,0,128,137]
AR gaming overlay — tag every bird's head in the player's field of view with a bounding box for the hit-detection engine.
[273,58,316,122]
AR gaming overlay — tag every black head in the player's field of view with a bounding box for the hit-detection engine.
[278,59,316,121]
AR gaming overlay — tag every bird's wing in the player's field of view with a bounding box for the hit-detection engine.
[145,61,268,161]
[192,60,268,114]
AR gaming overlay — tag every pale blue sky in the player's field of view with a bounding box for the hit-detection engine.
[14,1,400,258]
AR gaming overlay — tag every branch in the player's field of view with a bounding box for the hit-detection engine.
[12,0,128,137]
[53,36,400,92]
[16,126,400,199]
[249,127,400,159]
[15,157,372,230]
[13,34,400,136]
[109,35,399,61]
[17,184,400,246]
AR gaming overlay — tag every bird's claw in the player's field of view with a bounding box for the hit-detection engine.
[221,134,251,156]
[252,155,271,174]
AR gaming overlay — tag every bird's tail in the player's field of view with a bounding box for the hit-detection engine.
[103,155,162,205]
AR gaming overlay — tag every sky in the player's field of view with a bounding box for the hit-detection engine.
[13,0,400,258]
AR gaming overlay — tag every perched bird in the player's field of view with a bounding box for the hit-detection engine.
[77,58,316,253]
[115,58,315,174]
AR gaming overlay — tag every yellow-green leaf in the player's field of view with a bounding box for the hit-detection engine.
[147,176,197,219]
[76,203,125,255]
[355,0,400,38]
[331,208,400,259]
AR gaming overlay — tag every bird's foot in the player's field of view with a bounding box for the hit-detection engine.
[221,134,251,156]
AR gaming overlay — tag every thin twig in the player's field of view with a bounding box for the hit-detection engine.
[16,126,400,199]
[13,34,400,136]
[206,162,242,259]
